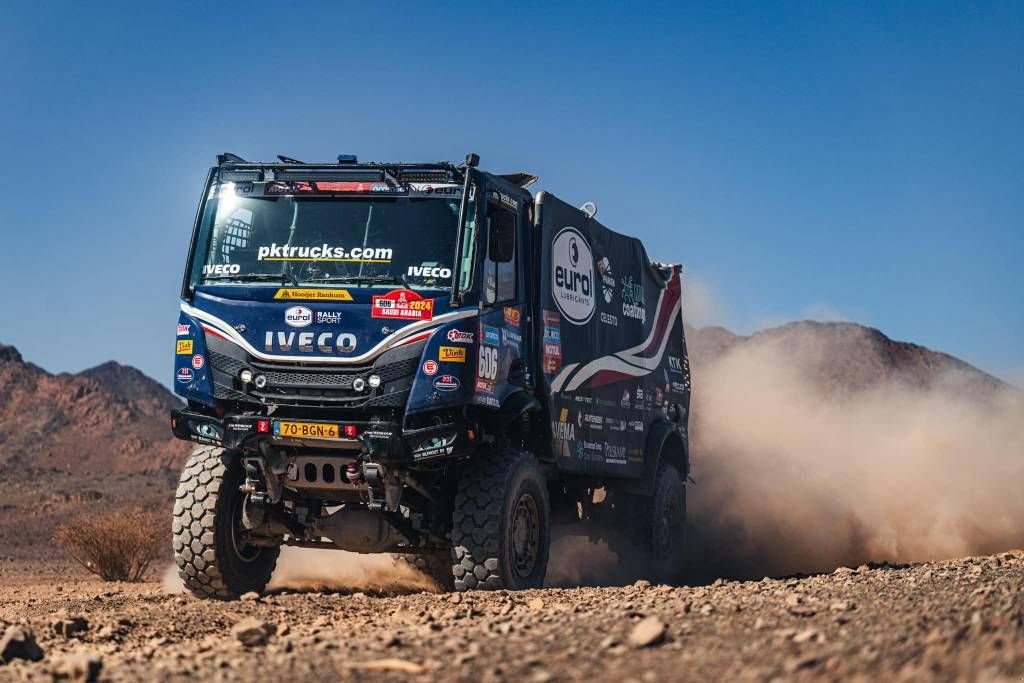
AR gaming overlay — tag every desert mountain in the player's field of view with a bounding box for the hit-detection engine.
[0,344,191,473]
[685,320,1010,398]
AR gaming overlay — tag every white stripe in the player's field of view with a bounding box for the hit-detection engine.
[549,363,580,393]
[564,355,650,392]
[181,302,477,364]
[553,275,682,392]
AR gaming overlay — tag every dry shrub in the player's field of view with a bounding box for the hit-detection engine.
[54,507,167,582]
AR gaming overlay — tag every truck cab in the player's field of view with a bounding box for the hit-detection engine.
[171,153,691,597]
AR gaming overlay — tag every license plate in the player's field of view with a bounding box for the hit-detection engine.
[274,421,340,440]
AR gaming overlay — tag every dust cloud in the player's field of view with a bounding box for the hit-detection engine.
[686,331,1024,580]
[161,547,439,595]
[266,547,437,593]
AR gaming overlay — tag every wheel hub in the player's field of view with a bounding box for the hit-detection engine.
[510,493,540,578]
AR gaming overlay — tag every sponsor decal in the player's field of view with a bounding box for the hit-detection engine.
[191,354,205,370]
[607,418,627,432]
[621,275,647,323]
[604,442,627,465]
[620,389,632,409]
[316,311,343,325]
[408,265,452,279]
[264,331,357,354]
[574,395,593,405]
[433,375,460,392]
[439,346,466,363]
[474,378,494,393]
[497,192,519,210]
[273,288,353,302]
[284,306,313,328]
[202,263,240,276]
[257,243,393,263]
[371,289,434,321]
[482,325,500,346]
[552,407,575,442]
[409,183,463,198]
[655,387,664,403]
[668,356,683,373]
[542,310,562,374]
[413,444,455,460]
[635,387,645,401]
[600,312,618,326]
[501,327,522,346]
[503,307,521,326]
[629,420,645,432]
[176,367,194,384]
[176,340,193,355]
[552,227,595,325]
[177,324,190,336]
[476,395,500,408]
[266,180,406,195]
[583,414,604,430]
[597,256,615,304]
[422,360,439,375]
[672,381,688,393]
[446,329,474,344]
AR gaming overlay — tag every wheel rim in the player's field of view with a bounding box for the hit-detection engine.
[230,494,262,563]
[509,493,540,578]
[654,498,676,560]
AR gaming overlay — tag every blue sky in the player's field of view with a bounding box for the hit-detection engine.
[1,2,1021,385]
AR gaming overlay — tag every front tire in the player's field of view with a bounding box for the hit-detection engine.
[172,446,280,599]
[451,448,550,591]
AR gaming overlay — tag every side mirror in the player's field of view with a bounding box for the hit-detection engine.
[487,210,515,263]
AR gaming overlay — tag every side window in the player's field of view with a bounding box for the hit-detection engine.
[484,202,516,304]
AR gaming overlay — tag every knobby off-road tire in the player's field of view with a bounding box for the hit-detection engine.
[399,550,456,592]
[451,448,550,591]
[172,446,280,599]
[644,462,687,584]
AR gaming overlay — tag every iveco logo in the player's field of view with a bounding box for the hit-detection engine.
[265,331,357,354]
[284,306,313,328]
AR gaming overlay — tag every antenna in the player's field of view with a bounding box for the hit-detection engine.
[580,201,598,219]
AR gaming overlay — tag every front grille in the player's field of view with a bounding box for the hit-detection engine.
[209,350,416,408]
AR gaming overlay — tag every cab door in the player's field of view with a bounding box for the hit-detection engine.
[471,187,529,409]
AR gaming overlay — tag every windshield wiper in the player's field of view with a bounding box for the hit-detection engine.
[304,273,411,288]
[203,272,299,285]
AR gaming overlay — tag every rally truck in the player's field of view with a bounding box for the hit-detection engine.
[171,152,691,597]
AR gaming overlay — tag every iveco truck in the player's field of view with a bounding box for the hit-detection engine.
[171,153,691,597]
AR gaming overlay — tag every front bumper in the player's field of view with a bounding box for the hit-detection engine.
[170,408,477,463]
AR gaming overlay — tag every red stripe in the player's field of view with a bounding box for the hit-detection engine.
[630,274,680,360]
[202,324,228,340]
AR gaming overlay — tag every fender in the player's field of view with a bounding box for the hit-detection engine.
[614,420,689,496]
[472,388,540,433]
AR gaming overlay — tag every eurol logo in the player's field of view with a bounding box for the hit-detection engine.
[285,306,313,328]
[176,367,194,384]
[447,329,473,344]
[433,375,460,392]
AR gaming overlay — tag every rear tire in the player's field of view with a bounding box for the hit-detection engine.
[644,462,687,584]
[172,446,280,599]
[451,447,550,591]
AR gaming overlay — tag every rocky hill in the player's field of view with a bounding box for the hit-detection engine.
[0,345,191,473]
[685,320,1010,398]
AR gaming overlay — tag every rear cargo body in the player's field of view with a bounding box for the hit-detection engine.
[535,193,689,479]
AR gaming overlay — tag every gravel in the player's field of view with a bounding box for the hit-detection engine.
[0,551,1022,681]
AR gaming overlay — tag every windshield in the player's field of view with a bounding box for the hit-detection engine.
[192,181,460,291]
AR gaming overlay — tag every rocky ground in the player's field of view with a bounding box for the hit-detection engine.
[1,550,1022,682]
